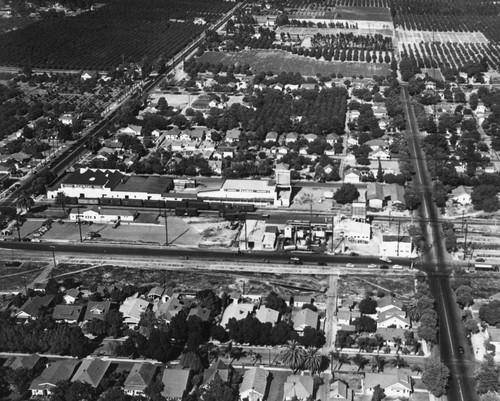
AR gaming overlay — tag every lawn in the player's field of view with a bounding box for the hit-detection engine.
[198,50,391,77]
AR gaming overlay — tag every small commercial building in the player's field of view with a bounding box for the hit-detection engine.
[380,235,413,257]
[69,207,137,223]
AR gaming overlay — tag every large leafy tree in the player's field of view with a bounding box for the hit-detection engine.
[202,375,238,401]
[422,359,450,397]
[479,301,500,326]
[352,315,377,333]
[475,355,499,395]
[333,183,360,204]
[16,191,34,212]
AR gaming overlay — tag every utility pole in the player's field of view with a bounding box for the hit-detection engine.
[331,215,334,253]
[50,246,57,269]
[163,207,169,246]
[463,222,468,260]
[77,205,83,242]
[397,219,401,257]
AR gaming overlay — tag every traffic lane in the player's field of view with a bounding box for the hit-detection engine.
[0,241,414,267]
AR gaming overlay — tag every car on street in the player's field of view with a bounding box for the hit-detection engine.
[475,258,485,262]
[349,252,359,256]
[346,263,355,268]
[289,257,302,265]
[317,262,327,266]
[380,264,390,269]
[457,345,464,354]
[367,264,377,268]
[393,264,403,269]
[380,256,392,263]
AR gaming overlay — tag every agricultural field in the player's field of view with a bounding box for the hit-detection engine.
[389,0,500,42]
[0,0,233,70]
[197,49,391,77]
[400,41,500,73]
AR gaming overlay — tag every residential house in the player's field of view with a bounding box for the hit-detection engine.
[304,134,318,143]
[451,185,472,205]
[203,360,232,387]
[119,125,142,136]
[188,127,205,142]
[119,294,151,327]
[30,359,80,397]
[161,368,192,400]
[300,83,317,90]
[380,235,413,258]
[124,363,159,397]
[376,296,404,313]
[225,128,241,143]
[365,139,388,151]
[327,380,354,401]
[220,302,254,327]
[155,296,185,322]
[84,301,112,322]
[4,354,41,371]
[283,375,314,401]
[343,169,360,184]
[164,128,181,140]
[326,133,340,146]
[265,131,279,142]
[337,309,361,326]
[239,367,270,401]
[255,306,280,325]
[285,132,299,143]
[16,295,56,320]
[179,131,191,142]
[188,307,211,322]
[209,160,222,175]
[291,295,315,308]
[293,308,319,332]
[71,358,111,388]
[147,287,174,302]
[369,148,390,160]
[284,84,300,92]
[52,304,85,324]
[63,288,82,304]
[59,113,74,125]
[363,372,412,398]
[377,309,410,329]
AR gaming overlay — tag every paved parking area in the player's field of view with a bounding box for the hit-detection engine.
[10,216,202,246]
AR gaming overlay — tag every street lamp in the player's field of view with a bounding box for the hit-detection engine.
[49,246,57,270]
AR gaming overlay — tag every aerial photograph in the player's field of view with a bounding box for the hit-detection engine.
[0,0,500,399]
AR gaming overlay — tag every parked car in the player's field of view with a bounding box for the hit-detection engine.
[349,252,359,256]
[346,263,355,268]
[380,264,390,269]
[393,264,403,270]
[367,264,377,268]
[380,256,392,263]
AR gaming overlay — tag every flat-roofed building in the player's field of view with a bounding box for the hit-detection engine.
[380,235,413,257]
[198,179,277,206]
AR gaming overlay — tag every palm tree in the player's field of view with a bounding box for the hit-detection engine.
[250,352,262,365]
[16,191,34,213]
[393,337,403,353]
[371,355,386,373]
[390,355,407,369]
[280,340,306,373]
[373,334,385,352]
[303,347,326,375]
[351,353,369,372]
[337,353,350,371]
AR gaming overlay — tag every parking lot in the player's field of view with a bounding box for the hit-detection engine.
[6,216,202,246]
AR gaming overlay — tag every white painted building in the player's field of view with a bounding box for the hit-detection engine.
[380,235,413,257]
[69,207,136,223]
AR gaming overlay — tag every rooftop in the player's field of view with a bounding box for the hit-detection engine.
[113,175,173,195]
[60,168,124,188]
